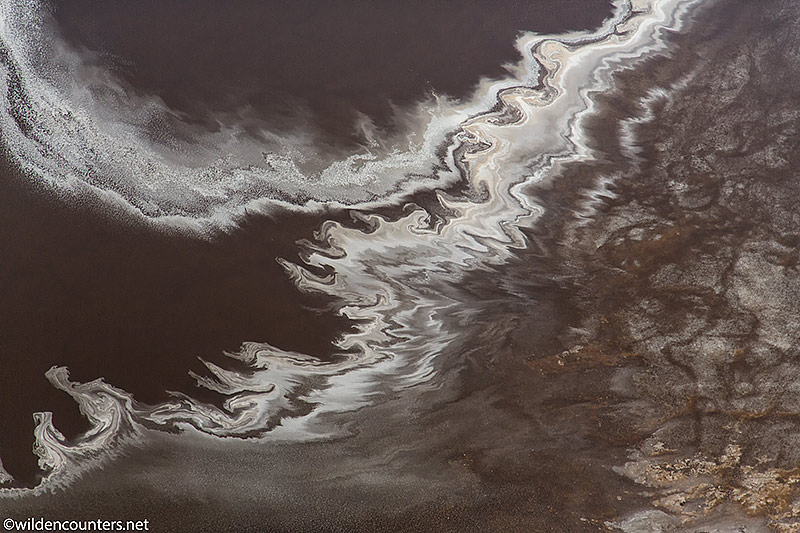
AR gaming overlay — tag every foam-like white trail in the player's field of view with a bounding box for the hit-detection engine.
[0,0,575,226]
[274,0,701,436]
[0,0,701,495]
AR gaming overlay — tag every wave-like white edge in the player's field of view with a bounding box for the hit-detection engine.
[0,0,702,497]
[0,0,620,229]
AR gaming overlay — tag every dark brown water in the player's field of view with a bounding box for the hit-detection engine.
[19,0,799,529]
[0,161,353,485]
[53,0,613,147]
[0,0,614,490]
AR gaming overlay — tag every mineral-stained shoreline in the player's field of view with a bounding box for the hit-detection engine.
[495,0,800,528]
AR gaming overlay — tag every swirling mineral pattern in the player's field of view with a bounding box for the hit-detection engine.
[3,0,798,530]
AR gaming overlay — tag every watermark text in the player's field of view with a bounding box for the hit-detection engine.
[4,518,149,531]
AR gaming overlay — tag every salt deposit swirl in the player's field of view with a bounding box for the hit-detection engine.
[0,0,701,495]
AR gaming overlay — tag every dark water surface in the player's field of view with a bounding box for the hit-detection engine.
[1,0,614,489]
[0,163,352,485]
[17,0,798,529]
[53,0,613,147]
